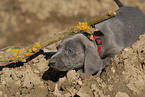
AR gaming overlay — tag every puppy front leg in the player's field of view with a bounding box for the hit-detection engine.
[102,57,111,65]
[95,57,111,76]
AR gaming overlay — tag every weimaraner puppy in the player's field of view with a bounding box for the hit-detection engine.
[48,0,145,75]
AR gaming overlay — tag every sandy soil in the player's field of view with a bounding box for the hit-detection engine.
[0,0,145,97]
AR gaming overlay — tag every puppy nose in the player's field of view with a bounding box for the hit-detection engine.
[49,59,56,67]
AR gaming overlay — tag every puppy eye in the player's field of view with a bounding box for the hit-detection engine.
[67,49,73,55]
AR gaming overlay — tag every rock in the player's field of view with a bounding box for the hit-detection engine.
[0,91,3,95]
[124,63,145,95]
[77,86,94,97]
[111,67,115,73]
[115,92,129,97]
[33,69,40,74]
[66,70,80,82]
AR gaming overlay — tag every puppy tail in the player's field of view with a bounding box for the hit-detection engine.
[114,0,124,8]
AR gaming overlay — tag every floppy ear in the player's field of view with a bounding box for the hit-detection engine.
[84,45,104,75]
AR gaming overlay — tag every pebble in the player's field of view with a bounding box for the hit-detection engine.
[33,69,40,74]
[124,48,128,51]
[115,92,129,97]
[111,67,115,73]
[0,91,3,95]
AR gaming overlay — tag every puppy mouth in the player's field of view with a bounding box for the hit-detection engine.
[50,64,71,71]
[50,66,64,71]
[49,59,72,71]
[51,67,69,71]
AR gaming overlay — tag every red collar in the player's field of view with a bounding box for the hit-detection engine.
[93,35,102,55]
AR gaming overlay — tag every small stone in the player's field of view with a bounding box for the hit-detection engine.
[67,70,79,82]
[0,91,3,95]
[77,86,94,97]
[33,69,40,74]
[77,80,82,85]
[3,94,8,97]
[124,48,128,51]
[122,71,125,74]
[77,92,90,97]
[115,92,129,97]
[108,85,114,91]
[15,92,20,95]
[15,80,21,86]
[1,81,6,85]
[58,77,66,86]
[54,84,62,97]
[25,18,32,24]
[111,67,115,73]
[100,94,110,97]
[91,84,96,90]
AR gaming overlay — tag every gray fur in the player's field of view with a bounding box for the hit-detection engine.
[49,2,145,75]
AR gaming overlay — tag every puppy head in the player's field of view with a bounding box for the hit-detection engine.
[49,34,85,71]
[49,33,103,75]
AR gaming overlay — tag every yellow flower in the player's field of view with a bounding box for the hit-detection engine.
[34,42,40,48]
[96,29,99,31]
[77,22,89,33]
[25,52,32,57]
[28,49,32,53]
[88,35,94,40]
[11,48,25,55]
[11,58,17,62]
[20,58,26,62]
[107,11,115,16]
[32,48,37,52]
[11,49,18,52]
[89,35,94,40]
[21,48,25,51]
[11,48,24,52]
[68,27,75,33]
[16,55,20,58]
[16,51,24,55]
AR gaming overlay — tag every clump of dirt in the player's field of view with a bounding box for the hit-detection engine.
[0,0,145,97]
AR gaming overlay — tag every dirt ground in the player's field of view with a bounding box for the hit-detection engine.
[0,0,145,97]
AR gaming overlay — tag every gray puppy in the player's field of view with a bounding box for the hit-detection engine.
[48,0,145,75]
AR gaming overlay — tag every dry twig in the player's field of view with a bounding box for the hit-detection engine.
[0,11,116,66]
